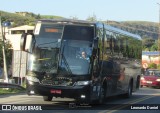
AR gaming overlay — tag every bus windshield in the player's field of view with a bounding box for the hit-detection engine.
[59,40,92,75]
[59,25,94,75]
[28,23,63,73]
[29,23,94,75]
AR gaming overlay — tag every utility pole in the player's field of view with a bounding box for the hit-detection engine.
[157,3,160,66]
[157,4,160,50]
[0,14,8,83]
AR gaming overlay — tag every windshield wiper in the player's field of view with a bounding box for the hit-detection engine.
[60,44,72,75]
[61,53,72,75]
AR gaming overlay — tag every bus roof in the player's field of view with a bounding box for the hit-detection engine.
[103,24,141,40]
[37,19,95,25]
[37,19,141,40]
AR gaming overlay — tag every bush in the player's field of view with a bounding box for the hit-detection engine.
[0,88,25,94]
[148,63,157,69]
[0,40,12,68]
[157,64,160,70]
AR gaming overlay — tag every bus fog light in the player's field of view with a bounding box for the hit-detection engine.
[81,95,86,98]
[30,90,35,94]
[75,81,91,86]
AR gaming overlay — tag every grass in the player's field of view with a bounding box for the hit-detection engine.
[0,80,26,95]
[0,88,26,95]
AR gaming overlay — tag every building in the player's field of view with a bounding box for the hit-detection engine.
[5,25,34,50]
[5,25,34,81]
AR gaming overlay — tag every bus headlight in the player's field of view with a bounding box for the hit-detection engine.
[30,55,36,61]
[26,76,40,83]
[75,81,91,86]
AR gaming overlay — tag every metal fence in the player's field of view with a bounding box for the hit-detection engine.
[12,50,28,78]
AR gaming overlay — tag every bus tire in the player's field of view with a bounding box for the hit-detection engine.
[98,86,105,104]
[123,81,133,98]
[136,76,140,89]
[43,96,53,101]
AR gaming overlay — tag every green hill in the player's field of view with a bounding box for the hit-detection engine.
[106,21,158,39]
[1,10,158,40]
[106,21,159,51]
[0,10,159,50]
[0,10,64,27]
[0,10,35,26]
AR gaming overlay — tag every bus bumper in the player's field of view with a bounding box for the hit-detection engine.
[26,81,91,101]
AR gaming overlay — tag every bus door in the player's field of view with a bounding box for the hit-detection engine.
[90,49,103,100]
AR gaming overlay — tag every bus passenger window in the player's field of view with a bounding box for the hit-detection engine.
[119,67,125,81]
[120,40,124,53]
[113,38,119,52]
[109,38,113,52]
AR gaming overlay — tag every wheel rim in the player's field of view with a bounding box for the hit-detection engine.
[128,84,132,96]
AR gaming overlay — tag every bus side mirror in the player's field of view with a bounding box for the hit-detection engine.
[20,33,36,53]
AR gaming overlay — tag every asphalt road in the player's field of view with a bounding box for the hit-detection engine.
[0,87,160,113]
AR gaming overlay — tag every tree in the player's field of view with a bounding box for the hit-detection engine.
[36,14,41,19]
[142,38,155,48]
[0,40,12,68]
[148,63,157,69]
[150,42,158,51]
[156,64,160,70]
[86,14,97,21]
[70,16,78,20]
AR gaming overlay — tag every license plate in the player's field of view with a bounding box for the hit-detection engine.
[50,89,62,94]
[146,81,152,84]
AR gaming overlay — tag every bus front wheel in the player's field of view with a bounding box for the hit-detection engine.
[97,87,105,104]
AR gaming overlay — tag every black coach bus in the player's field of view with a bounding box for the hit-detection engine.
[20,19,141,104]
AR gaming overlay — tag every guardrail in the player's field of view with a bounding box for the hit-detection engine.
[0,82,25,90]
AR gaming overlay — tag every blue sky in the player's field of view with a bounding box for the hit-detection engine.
[0,0,160,22]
